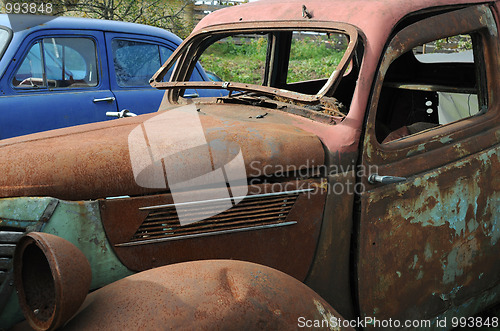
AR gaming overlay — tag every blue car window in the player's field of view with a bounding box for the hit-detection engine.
[13,41,45,88]
[43,38,98,88]
[13,37,98,89]
[112,39,162,87]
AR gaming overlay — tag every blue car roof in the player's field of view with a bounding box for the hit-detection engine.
[0,14,182,43]
[0,14,184,79]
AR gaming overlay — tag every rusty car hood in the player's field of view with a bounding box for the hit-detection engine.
[0,103,325,201]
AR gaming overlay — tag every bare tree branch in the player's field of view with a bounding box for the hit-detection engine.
[54,0,198,38]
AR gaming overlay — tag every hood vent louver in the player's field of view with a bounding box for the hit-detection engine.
[117,190,308,247]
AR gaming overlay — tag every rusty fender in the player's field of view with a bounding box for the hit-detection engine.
[13,232,350,330]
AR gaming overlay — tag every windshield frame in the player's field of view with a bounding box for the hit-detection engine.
[151,20,359,104]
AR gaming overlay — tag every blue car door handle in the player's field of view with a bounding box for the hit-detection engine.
[93,97,116,103]
[106,109,138,118]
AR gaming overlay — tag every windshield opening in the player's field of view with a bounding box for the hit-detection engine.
[197,31,349,95]
[152,22,359,109]
[195,29,351,97]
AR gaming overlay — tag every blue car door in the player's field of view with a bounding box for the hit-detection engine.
[105,32,208,116]
[0,30,118,139]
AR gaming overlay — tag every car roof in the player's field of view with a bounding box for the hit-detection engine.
[0,14,181,42]
[195,0,493,47]
[0,14,183,81]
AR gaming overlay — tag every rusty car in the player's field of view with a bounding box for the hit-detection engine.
[1,0,499,329]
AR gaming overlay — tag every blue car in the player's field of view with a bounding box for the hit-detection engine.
[0,14,221,139]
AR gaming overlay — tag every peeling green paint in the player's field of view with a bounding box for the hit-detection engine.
[409,255,418,270]
[467,218,479,233]
[439,136,453,144]
[0,197,56,221]
[442,177,474,236]
[442,238,478,284]
[392,149,498,242]
[0,197,133,329]
[405,143,426,157]
[41,200,133,289]
[490,214,500,246]
[367,145,499,319]
[442,246,463,284]
[431,283,500,329]
[424,242,433,261]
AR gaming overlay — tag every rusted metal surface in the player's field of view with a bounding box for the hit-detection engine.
[0,198,133,329]
[14,232,92,331]
[362,5,500,175]
[358,147,500,321]
[2,0,499,328]
[58,260,351,330]
[358,4,500,323]
[0,198,59,323]
[0,103,324,201]
[99,180,326,281]
[195,0,487,42]
[305,171,357,320]
[170,0,490,162]
[152,18,364,163]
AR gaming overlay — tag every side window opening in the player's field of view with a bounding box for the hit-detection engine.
[376,31,486,144]
[13,41,45,87]
[13,37,98,89]
[112,39,205,87]
[43,38,98,87]
[112,39,162,87]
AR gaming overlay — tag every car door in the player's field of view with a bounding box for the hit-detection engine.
[105,32,205,117]
[0,30,117,139]
[357,4,500,323]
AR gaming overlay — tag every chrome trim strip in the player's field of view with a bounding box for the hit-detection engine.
[115,221,297,247]
[139,189,311,211]
[106,195,131,200]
